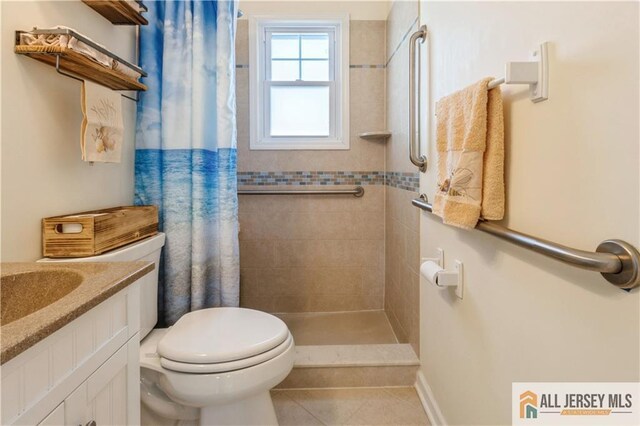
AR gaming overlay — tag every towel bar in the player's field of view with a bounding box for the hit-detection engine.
[53,55,139,102]
[412,195,640,290]
[238,186,365,197]
[487,42,549,102]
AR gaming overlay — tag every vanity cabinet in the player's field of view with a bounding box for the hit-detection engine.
[38,403,64,426]
[64,337,139,426]
[1,281,142,425]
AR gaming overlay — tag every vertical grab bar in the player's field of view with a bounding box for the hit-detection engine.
[409,25,427,172]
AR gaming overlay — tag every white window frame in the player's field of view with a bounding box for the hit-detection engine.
[249,15,350,150]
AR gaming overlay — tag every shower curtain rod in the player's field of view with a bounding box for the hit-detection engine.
[411,195,640,290]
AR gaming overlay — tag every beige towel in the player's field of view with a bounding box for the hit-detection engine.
[81,80,124,163]
[432,77,505,229]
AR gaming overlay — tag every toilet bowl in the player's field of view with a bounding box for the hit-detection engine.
[40,233,295,425]
[140,307,295,425]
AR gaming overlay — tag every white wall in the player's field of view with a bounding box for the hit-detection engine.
[418,2,639,425]
[1,0,137,261]
[238,0,390,20]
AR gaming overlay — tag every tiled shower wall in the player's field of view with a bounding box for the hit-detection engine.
[385,0,421,354]
[235,17,387,312]
[235,3,421,355]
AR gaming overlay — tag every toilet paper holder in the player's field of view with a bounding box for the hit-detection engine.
[421,249,464,299]
[430,266,460,288]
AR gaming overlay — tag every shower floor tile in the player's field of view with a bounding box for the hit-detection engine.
[275,310,398,345]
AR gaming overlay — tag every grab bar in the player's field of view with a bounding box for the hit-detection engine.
[412,195,640,290]
[409,25,427,172]
[238,186,365,198]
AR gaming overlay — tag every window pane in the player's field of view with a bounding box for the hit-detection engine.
[271,34,299,59]
[301,34,329,59]
[272,60,299,81]
[270,86,330,136]
[301,60,329,81]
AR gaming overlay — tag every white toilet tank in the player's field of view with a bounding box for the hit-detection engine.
[39,233,166,340]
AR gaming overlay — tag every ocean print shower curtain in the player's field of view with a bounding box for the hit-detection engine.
[135,0,239,325]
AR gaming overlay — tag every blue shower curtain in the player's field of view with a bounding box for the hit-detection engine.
[135,0,239,326]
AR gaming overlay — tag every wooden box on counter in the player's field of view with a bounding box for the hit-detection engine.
[42,206,158,258]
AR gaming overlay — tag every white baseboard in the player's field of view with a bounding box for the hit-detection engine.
[415,370,447,426]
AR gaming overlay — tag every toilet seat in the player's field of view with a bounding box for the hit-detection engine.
[156,307,291,373]
[158,307,289,364]
[160,333,294,373]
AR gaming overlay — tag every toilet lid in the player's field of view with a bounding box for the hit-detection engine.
[157,308,290,364]
[160,333,293,373]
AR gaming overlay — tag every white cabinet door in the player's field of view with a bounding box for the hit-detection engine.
[3,281,141,426]
[65,337,140,426]
[38,403,64,426]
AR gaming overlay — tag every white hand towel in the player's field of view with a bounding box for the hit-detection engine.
[81,80,124,163]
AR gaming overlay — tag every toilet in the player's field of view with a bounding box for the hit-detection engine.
[40,233,295,425]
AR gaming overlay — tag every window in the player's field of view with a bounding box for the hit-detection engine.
[249,17,349,150]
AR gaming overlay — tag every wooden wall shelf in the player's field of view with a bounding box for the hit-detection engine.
[82,0,148,26]
[15,45,147,91]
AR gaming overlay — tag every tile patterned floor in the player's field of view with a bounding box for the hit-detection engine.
[276,311,398,345]
[271,387,430,425]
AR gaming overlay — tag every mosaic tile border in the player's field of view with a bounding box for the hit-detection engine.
[238,171,384,186]
[385,171,419,192]
[236,64,386,69]
[237,171,419,192]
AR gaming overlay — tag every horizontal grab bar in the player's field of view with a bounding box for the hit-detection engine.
[238,186,365,197]
[412,195,640,290]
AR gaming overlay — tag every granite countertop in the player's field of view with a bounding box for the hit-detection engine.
[0,262,154,364]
